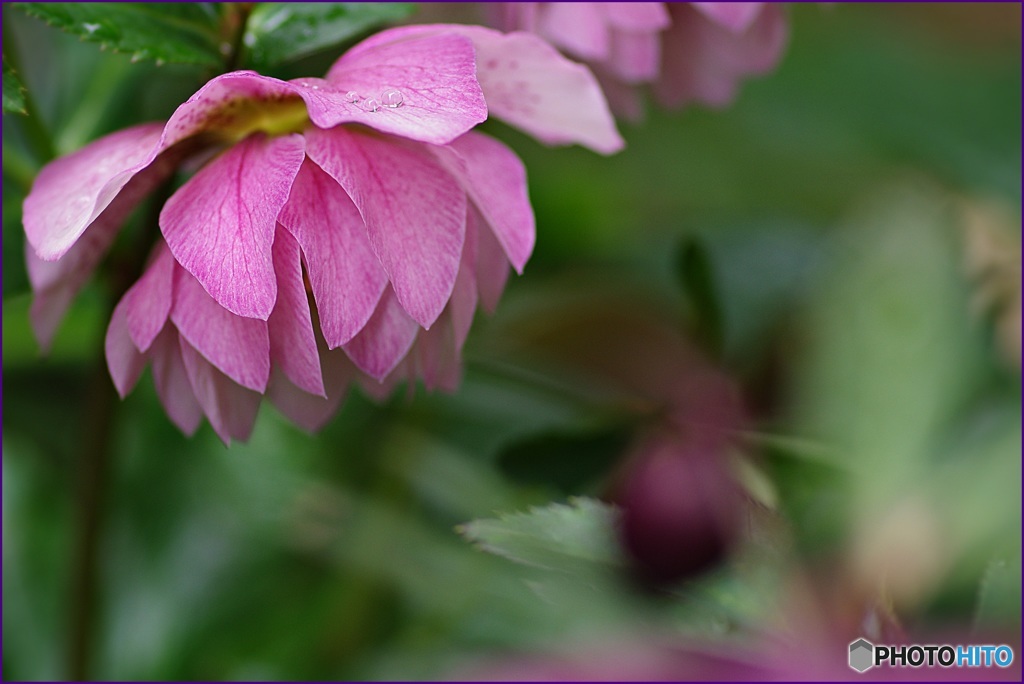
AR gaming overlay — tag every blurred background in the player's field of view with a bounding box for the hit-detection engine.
[3,3,1021,680]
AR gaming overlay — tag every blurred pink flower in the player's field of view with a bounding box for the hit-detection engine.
[491,2,790,117]
[23,25,622,443]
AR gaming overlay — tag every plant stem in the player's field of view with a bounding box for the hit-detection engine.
[221,2,255,72]
[64,177,175,681]
[66,357,118,681]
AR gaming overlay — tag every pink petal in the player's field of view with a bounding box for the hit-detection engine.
[305,127,466,329]
[356,355,414,401]
[25,71,304,264]
[433,132,535,274]
[608,29,662,83]
[150,326,203,436]
[160,133,305,320]
[466,26,625,154]
[341,24,624,155]
[278,159,387,347]
[159,70,300,144]
[603,3,672,32]
[170,263,271,392]
[342,287,419,381]
[105,296,148,398]
[538,3,611,61]
[657,4,788,109]
[691,2,765,33]
[26,147,181,350]
[267,226,324,397]
[489,3,540,33]
[24,123,163,260]
[266,362,348,433]
[471,205,512,314]
[450,214,479,351]
[304,31,486,145]
[414,315,462,393]
[180,340,262,445]
[26,275,77,354]
[124,243,175,352]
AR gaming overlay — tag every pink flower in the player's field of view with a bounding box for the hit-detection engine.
[491,3,790,116]
[23,25,622,443]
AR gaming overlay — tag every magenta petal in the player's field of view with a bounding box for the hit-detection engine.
[24,123,163,260]
[305,127,466,329]
[306,31,486,145]
[267,364,348,433]
[342,287,419,380]
[467,26,625,154]
[278,159,387,347]
[341,24,623,155]
[124,243,175,352]
[160,70,299,143]
[180,340,262,445]
[415,315,462,393]
[268,227,325,397]
[105,297,148,398]
[450,215,479,351]
[160,133,305,320]
[608,30,662,83]
[471,205,511,315]
[435,132,535,274]
[691,2,764,33]
[604,3,672,32]
[658,4,787,109]
[170,264,271,392]
[269,331,354,430]
[150,326,203,436]
[357,355,414,400]
[26,149,180,350]
[538,3,611,61]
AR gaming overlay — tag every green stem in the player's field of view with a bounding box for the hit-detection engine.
[66,357,118,681]
[221,3,255,72]
[64,177,174,681]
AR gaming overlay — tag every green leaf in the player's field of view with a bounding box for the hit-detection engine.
[458,497,623,578]
[3,60,26,114]
[244,3,416,69]
[973,553,1022,632]
[675,238,724,356]
[795,181,978,510]
[13,3,223,66]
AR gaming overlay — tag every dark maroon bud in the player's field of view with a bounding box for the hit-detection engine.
[618,433,742,587]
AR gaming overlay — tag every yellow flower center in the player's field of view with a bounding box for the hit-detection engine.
[205,96,311,143]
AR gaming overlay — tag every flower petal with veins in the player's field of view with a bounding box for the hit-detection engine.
[279,159,387,347]
[306,127,465,329]
[268,227,325,397]
[161,133,305,320]
[170,265,271,393]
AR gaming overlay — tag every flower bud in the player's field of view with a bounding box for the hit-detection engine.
[619,433,742,586]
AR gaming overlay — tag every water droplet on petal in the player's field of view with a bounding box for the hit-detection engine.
[364,98,380,112]
[345,91,360,103]
[380,89,404,108]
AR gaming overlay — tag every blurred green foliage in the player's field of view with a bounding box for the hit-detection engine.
[2,3,1020,680]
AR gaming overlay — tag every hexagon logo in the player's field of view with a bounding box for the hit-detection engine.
[849,638,875,673]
